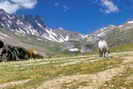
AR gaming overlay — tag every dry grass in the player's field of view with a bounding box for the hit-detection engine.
[0,56,122,89]
[100,64,133,89]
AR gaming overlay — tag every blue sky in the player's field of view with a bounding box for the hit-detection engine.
[0,0,133,34]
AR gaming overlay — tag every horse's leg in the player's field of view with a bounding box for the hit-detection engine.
[105,50,107,57]
[99,48,102,57]
[103,48,106,57]
[103,50,105,57]
[104,48,110,57]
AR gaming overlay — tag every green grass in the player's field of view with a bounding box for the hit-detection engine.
[110,43,133,52]
[0,57,123,89]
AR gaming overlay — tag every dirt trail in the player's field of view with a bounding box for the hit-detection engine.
[37,53,133,89]
[0,79,31,89]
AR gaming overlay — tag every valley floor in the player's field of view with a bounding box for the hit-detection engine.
[0,51,133,89]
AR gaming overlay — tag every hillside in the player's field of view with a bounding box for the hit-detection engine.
[86,21,133,48]
[0,50,133,89]
[0,28,64,57]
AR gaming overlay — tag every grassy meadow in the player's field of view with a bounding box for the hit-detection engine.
[0,43,133,89]
[0,56,123,89]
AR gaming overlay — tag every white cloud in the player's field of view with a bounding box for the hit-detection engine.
[0,1,19,13]
[101,0,119,13]
[0,0,37,13]
[11,0,37,8]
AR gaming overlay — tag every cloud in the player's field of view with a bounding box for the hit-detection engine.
[0,0,37,13]
[11,0,37,8]
[54,2,60,7]
[63,5,70,12]
[53,2,70,12]
[0,1,19,13]
[101,0,119,13]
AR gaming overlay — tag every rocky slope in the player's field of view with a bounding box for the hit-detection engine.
[0,9,83,43]
[86,20,133,47]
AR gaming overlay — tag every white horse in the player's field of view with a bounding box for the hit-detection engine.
[98,39,109,57]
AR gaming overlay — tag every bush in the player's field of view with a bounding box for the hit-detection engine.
[0,45,43,62]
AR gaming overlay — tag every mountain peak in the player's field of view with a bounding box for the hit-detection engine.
[0,10,83,43]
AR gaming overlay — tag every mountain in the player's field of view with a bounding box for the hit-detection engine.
[1,8,133,56]
[0,27,64,56]
[86,20,133,48]
[0,9,87,56]
[0,9,83,43]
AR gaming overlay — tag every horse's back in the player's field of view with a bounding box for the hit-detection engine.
[98,40,108,49]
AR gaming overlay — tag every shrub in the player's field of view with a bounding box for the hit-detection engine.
[0,45,43,61]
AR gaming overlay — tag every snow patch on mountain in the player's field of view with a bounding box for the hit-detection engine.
[42,28,70,43]
[127,20,133,24]
[0,9,86,43]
